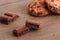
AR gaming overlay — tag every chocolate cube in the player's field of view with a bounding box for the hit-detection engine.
[0,16,12,24]
[13,26,30,36]
[26,21,39,31]
[4,13,19,21]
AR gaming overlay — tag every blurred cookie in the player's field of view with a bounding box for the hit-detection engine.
[45,0,60,15]
[28,0,49,17]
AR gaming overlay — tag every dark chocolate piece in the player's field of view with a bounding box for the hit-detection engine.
[4,13,19,21]
[13,26,30,37]
[0,13,19,24]
[0,16,12,24]
[13,21,39,37]
[26,21,39,31]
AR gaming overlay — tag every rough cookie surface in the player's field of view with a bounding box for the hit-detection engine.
[45,0,60,14]
[28,0,49,17]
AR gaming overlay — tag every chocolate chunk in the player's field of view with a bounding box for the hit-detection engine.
[37,12,42,16]
[0,16,12,24]
[0,13,19,24]
[13,20,40,37]
[51,0,54,2]
[13,26,30,37]
[37,6,40,8]
[26,21,39,31]
[4,13,19,21]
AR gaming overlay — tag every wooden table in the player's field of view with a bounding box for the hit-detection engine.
[0,0,60,40]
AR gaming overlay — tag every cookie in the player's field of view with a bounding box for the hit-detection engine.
[45,0,60,14]
[28,0,49,17]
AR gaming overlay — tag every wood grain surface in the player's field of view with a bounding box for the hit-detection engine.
[0,0,60,40]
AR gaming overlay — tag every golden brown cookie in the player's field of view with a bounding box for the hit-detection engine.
[45,0,60,15]
[28,0,49,17]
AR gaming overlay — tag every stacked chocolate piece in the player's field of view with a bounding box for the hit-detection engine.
[0,13,19,24]
[13,21,39,37]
